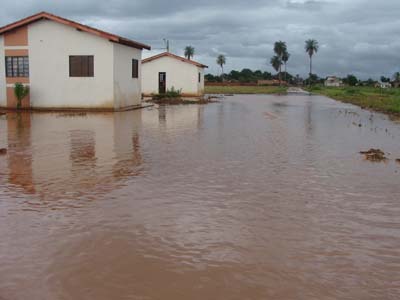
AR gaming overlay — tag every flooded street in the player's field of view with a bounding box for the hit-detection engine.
[1,94,400,300]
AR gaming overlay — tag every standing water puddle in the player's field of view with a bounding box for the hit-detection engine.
[0,94,400,299]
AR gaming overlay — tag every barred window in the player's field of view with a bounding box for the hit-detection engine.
[5,56,29,77]
[69,56,94,77]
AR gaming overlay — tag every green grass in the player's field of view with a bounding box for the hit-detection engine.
[205,85,287,94]
[307,86,400,115]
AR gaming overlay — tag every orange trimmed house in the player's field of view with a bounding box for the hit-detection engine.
[0,12,151,111]
[141,52,208,97]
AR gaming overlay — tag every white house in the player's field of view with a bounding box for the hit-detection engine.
[0,12,151,111]
[375,81,392,89]
[325,76,343,87]
[141,52,208,97]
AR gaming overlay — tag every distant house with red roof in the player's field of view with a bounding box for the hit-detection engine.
[142,52,208,97]
[0,12,150,110]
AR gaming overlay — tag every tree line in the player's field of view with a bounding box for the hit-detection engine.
[184,44,399,87]
[184,39,318,85]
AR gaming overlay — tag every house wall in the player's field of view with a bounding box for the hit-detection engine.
[0,36,6,107]
[28,20,115,109]
[325,81,341,87]
[113,43,142,109]
[142,56,204,96]
[197,66,205,95]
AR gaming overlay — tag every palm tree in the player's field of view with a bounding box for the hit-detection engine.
[270,56,281,77]
[184,46,195,60]
[217,54,226,80]
[273,41,287,85]
[305,39,319,87]
[282,51,290,83]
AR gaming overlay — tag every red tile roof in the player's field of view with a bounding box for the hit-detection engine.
[142,52,208,68]
[0,11,151,50]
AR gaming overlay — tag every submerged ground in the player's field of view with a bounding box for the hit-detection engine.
[307,86,400,115]
[0,94,400,300]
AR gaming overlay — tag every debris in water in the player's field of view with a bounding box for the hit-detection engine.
[360,149,387,162]
[0,148,7,155]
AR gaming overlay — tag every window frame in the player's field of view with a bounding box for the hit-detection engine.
[198,72,201,83]
[69,55,94,77]
[132,59,139,78]
[5,56,29,78]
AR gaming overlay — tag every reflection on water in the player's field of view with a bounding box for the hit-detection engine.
[2,112,144,205]
[7,113,35,194]
[0,96,400,300]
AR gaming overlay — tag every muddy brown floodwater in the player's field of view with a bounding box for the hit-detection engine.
[1,94,400,300]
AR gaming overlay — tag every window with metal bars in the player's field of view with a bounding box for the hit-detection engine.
[5,56,29,77]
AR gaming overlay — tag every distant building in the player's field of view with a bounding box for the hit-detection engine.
[141,52,208,97]
[257,80,283,86]
[325,76,343,87]
[375,82,392,89]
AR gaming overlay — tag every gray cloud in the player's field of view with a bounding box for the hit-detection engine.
[0,0,399,78]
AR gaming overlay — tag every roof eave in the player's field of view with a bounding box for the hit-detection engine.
[116,38,151,50]
[0,12,151,50]
[143,52,207,68]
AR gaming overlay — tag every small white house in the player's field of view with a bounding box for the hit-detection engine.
[141,52,208,96]
[375,82,392,89]
[325,76,343,87]
[0,12,151,111]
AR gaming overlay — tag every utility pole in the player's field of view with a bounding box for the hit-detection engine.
[163,39,170,52]
[154,39,170,52]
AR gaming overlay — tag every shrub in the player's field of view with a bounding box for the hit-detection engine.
[311,85,322,91]
[14,83,29,109]
[344,87,361,95]
[153,87,182,99]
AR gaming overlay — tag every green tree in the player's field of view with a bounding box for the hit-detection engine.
[393,72,400,87]
[184,46,195,60]
[205,73,221,82]
[273,41,287,85]
[262,71,273,80]
[217,54,226,79]
[345,74,358,86]
[304,74,320,86]
[270,55,281,76]
[305,39,319,87]
[14,82,29,110]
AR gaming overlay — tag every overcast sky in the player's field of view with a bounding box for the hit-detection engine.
[1,0,399,79]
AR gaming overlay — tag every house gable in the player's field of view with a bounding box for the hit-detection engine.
[142,52,208,68]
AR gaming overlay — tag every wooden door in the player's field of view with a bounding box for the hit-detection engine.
[158,72,166,94]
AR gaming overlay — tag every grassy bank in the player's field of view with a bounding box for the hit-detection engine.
[308,86,400,115]
[205,85,287,94]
